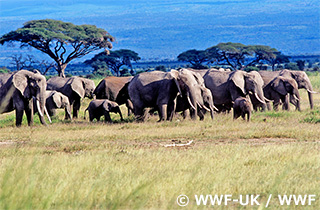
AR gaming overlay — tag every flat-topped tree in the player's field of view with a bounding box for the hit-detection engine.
[177,49,210,69]
[206,42,278,70]
[0,19,115,77]
[85,49,141,76]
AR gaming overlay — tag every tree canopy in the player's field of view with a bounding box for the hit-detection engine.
[177,49,209,69]
[85,49,141,76]
[206,42,278,70]
[0,19,115,77]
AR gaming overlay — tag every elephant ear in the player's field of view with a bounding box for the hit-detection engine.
[230,71,246,95]
[70,77,85,98]
[12,71,30,99]
[52,92,62,108]
[271,77,287,96]
[169,70,183,95]
[102,100,112,111]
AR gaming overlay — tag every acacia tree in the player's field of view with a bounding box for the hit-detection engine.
[268,52,290,71]
[177,49,210,69]
[85,49,141,76]
[9,54,37,71]
[206,42,278,70]
[0,19,115,77]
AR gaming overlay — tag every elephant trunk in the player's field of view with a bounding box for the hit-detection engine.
[118,107,124,121]
[65,104,72,120]
[247,111,251,122]
[307,90,314,109]
[209,105,215,119]
[36,91,48,125]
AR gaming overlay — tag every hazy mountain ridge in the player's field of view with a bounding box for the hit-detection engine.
[0,0,319,65]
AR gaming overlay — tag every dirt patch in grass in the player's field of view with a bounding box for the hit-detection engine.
[106,137,320,150]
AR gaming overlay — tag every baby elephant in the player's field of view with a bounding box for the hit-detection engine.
[84,99,123,122]
[233,97,253,122]
[34,90,72,120]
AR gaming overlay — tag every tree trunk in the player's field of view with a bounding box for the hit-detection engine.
[57,63,67,78]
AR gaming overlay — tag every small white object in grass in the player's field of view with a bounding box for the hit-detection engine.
[163,140,194,147]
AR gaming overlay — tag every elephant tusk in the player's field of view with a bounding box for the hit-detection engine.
[212,104,219,112]
[293,94,300,101]
[307,89,317,94]
[202,104,211,112]
[187,95,197,110]
[255,93,266,104]
[36,99,44,117]
[44,106,52,123]
[196,101,203,109]
[264,97,273,102]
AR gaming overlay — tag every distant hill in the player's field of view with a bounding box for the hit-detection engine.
[0,0,319,66]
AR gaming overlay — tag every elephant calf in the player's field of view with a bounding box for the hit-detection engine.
[233,97,253,122]
[34,91,72,120]
[84,99,123,123]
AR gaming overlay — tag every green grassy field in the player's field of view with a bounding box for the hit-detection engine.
[0,74,319,209]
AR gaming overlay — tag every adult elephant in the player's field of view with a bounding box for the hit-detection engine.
[47,76,95,119]
[259,69,315,109]
[128,69,216,121]
[175,70,217,120]
[94,76,133,116]
[0,70,50,126]
[263,76,300,111]
[203,70,266,111]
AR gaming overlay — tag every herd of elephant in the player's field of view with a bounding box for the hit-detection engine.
[0,68,315,126]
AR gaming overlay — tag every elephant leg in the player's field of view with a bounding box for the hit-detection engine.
[15,109,24,127]
[198,109,204,121]
[158,104,167,122]
[281,95,290,111]
[126,99,133,116]
[73,100,81,118]
[133,103,145,121]
[25,100,34,126]
[104,112,112,123]
[233,111,240,120]
[266,102,272,111]
[182,110,189,119]
[291,95,301,111]
[166,100,175,121]
[67,104,73,119]
[273,98,281,111]
[241,113,246,120]
[89,113,94,122]
[117,107,124,121]
[48,108,55,117]
[247,112,251,122]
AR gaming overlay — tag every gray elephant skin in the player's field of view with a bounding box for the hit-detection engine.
[41,90,72,119]
[233,97,253,122]
[247,71,268,111]
[259,69,315,109]
[84,99,123,122]
[47,76,95,119]
[0,70,48,126]
[203,70,266,112]
[128,69,216,121]
[94,76,133,115]
[175,70,216,120]
[263,76,300,111]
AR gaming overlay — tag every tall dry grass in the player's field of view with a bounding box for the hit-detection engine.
[0,74,319,209]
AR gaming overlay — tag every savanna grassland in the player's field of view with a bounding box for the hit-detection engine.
[0,74,320,209]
